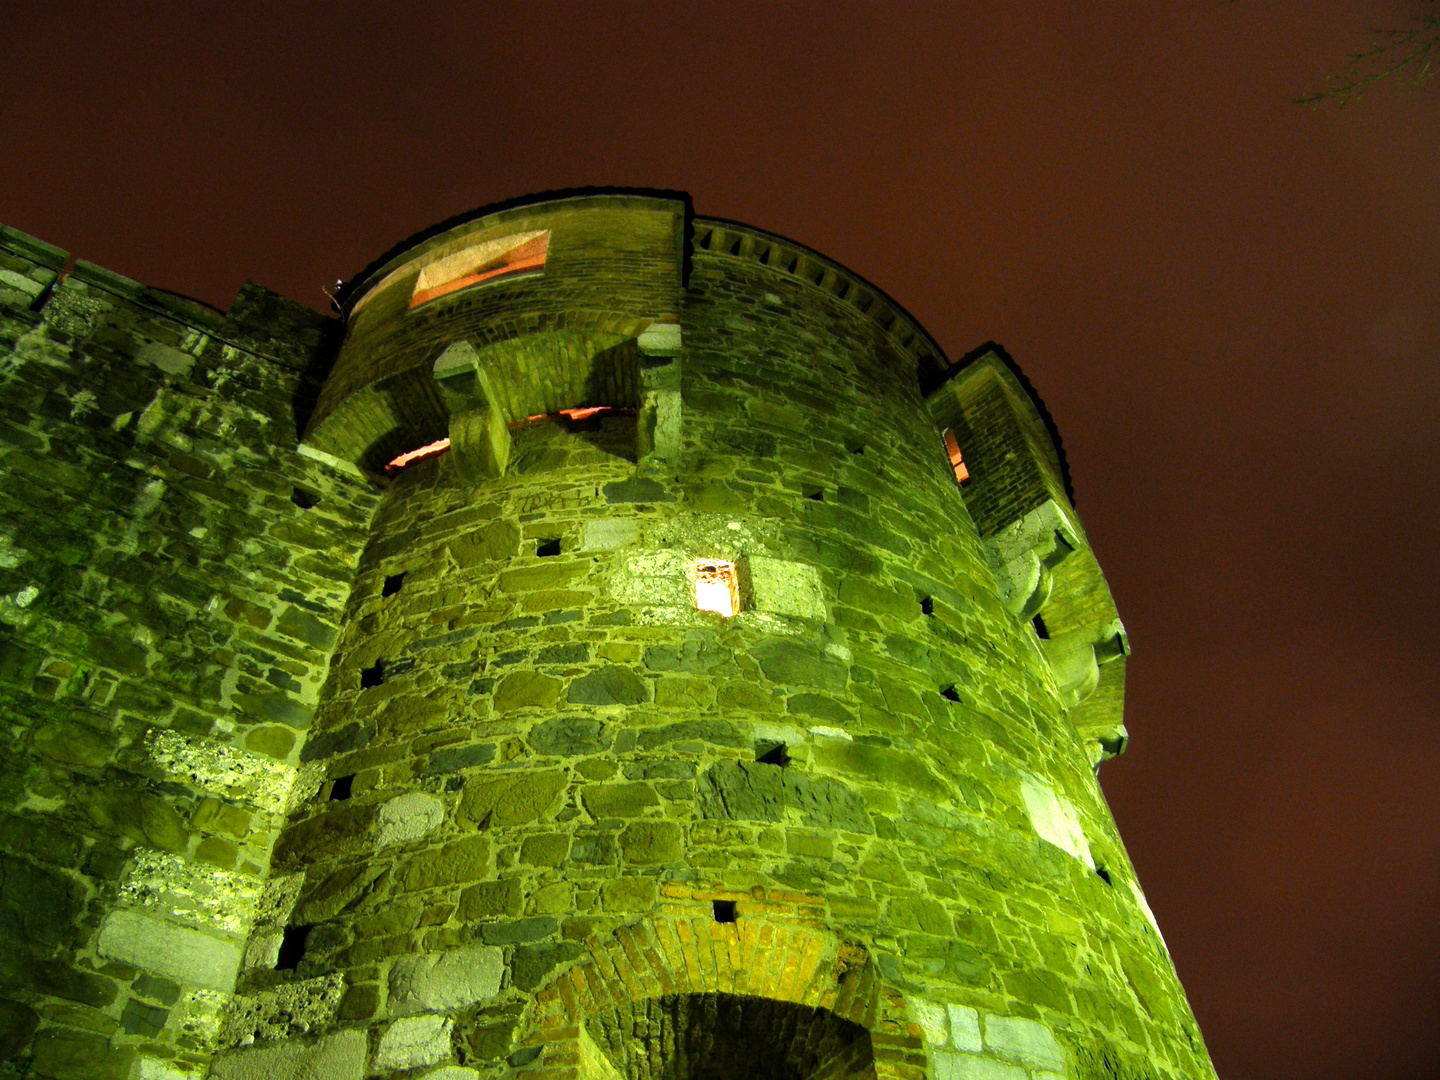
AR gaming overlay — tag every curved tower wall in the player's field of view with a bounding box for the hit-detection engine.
[201,194,1217,1080]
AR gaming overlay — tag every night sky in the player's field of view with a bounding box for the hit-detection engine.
[3,4,1437,1078]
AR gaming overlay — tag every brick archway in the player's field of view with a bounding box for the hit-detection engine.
[511,885,927,1080]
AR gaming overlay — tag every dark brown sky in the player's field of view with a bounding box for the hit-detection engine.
[4,3,1437,1077]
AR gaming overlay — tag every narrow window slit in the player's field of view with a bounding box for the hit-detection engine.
[275,924,313,971]
[943,430,970,483]
[328,774,355,801]
[803,486,824,502]
[920,597,934,616]
[291,486,320,509]
[537,538,561,557]
[712,900,737,924]
[1096,866,1113,886]
[845,440,865,455]
[728,237,743,256]
[940,685,961,702]
[1032,614,1050,640]
[382,572,406,598]
[360,661,385,689]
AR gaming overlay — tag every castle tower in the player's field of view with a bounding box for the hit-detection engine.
[0,192,1216,1080]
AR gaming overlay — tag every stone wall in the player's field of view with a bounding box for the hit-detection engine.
[0,226,377,1078]
[0,194,1216,1080]
[210,210,1213,1080]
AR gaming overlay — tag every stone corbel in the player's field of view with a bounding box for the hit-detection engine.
[636,322,682,463]
[983,500,1080,617]
[432,341,510,482]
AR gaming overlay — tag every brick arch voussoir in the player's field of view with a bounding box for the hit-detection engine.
[512,888,929,1080]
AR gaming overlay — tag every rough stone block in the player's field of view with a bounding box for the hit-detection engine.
[932,1052,1026,1080]
[982,1014,1066,1072]
[419,1069,481,1080]
[376,1014,454,1070]
[389,946,504,1015]
[399,835,491,891]
[582,518,639,550]
[567,665,650,705]
[457,770,566,829]
[618,821,682,865]
[210,1028,367,1080]
[136,342,196,377]
[637,323,682,355]
[376,792,446,846]
[1020,776,1093,868]
[493,671,562,711]
[0,854,84,946]
[913,996,953,1047]
[742,556,827,619]
[96,909,242,992]
[947,1003,983,1052]
[582,782,659,818]
[31,1027,136,1080]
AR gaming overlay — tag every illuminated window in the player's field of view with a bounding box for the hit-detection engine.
[943,429,970,483]
[386,438,451,474]
[410,230,550,308]
[694,560,739,617]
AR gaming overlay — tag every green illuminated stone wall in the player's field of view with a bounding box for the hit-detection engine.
[0,194,1215,1080]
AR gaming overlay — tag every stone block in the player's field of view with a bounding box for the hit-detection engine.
[96,909,242,992]
[910,997,948,1046]
[932,1051,1025,1080]
[450,406,511,481]
[457,770,567,829]
[135,343,197,378]
[376,1014,454,1070]
[637,322,681,355]
[753,640,848,691]
[582,782,659,818]
[30,1027,136,1080]
[982,1014,1066,1072]
[493,671,561,712]
[450,520,520,566]
[510,941,585,991]
[600,876,658,912]
[459,879,523,920]
[582,518,638,550]
[0,853,84,946]
[376,792,446,846]
[389,946,504,1015]
[1020,775,1093,868]
[567,665,650,705]
[0,997,38,1059]
[742,556,827,619]
[210,1028,367,1080]
[619,821,682,865]
[399,835,491,891]
[947,1003,983,1052]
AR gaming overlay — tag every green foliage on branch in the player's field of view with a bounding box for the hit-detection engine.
[1298,2,1439,106]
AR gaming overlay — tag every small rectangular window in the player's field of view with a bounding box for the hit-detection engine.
[943,430,970,483]
[694,560,739,618]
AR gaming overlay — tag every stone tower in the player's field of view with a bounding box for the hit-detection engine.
[0,191,1216,1080]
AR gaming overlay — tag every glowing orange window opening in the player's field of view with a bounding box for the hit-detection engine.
[694,560,739,617]
[386,438,451,474]
[384,408,640,473]
[410,231,550,308]
[944,430,970,483]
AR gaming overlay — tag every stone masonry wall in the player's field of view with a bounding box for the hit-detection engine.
[216,233,1215,1080]
[0,227,378,1078]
